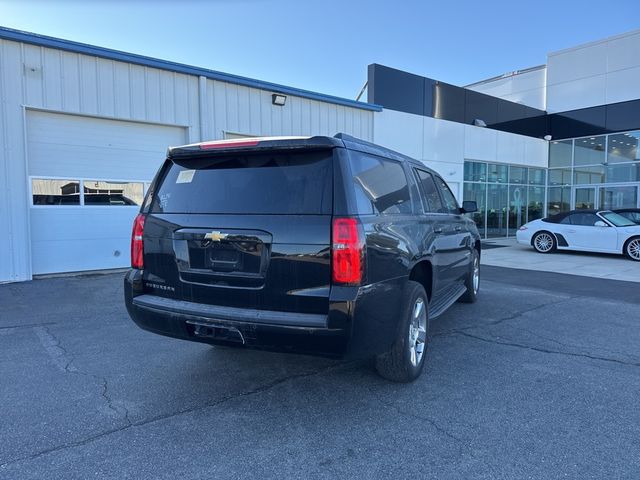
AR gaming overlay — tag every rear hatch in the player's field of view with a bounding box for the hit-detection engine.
[141,142,336,316]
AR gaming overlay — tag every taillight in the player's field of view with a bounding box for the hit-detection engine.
[131,214,146,269]
[332,218,364,285]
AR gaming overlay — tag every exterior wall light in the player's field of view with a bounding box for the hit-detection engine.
[543,135,553,141]
[272,94,287,106]
[473,119,487,127]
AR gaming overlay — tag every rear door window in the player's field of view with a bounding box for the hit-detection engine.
[150,151,332,214]
[348,153,412,215]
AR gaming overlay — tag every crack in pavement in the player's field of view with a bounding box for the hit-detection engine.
[432,294,640,364]
[0,360,358,469]
[0,322,56,331]
[32,326,132,426]
[433,295,579,338]
[371,393,476,460]
[451,331,640,368]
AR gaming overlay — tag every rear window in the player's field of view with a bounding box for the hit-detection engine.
[150,151,332,214]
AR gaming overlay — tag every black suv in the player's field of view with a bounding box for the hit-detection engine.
[124,134,481,382]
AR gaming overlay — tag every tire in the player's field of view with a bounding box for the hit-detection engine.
[375,281,429,383]
[458,249,480,303]
[532,231,556,254]
[624,236,640,262]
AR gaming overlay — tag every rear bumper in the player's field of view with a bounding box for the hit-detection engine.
[124,270,405,358]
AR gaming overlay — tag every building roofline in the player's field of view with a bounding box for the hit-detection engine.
[464,64,546,89]
[0,25,382,112]
[548,28,640,57]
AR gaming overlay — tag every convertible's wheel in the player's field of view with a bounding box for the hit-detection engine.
[458,249,479,303]
[532,231,556,254]
[624,237,640,261]
[375,281,428,383]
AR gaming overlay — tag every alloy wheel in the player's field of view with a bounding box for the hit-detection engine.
[472,256,480,294]
[408,298,427,367]
[534,233,554,253]
[627,238,640,261]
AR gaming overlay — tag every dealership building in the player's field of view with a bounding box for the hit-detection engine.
[1,26,640,283]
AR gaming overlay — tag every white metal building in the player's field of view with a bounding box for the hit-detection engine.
[0,27,376,283]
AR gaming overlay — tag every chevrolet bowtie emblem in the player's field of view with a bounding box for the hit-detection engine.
[204,231,228,242]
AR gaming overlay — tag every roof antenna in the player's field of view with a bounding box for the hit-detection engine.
[355,81,368,102]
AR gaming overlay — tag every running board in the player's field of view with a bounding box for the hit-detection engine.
[429,283,467,319]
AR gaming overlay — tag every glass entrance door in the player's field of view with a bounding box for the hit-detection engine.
[574,187,596,210]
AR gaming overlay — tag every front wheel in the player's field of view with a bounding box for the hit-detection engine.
[458,249,479,303]
[532,231,556,254]
[624,237,640,261]
[375,281,429,383]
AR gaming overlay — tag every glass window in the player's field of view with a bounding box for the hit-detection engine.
[509,166,527,184]
[605,163,640,183]
[487,184,508,237]
[574,165,605,184]
[599,186,638,210]
[547,186,571,215]
[84,181,144,206]
[415,169,444,213]
[528,168,546,185]
[463,161,487,182]
[568,213,600,226]
[617,211,640,224]
[151,151,332,215]
[508,185,527,235]
[527,186,545,222]
[607,131,640,164]
[349,155,412,215]
[549,140,572,168]
[548,168,572,186]
[574,136,606,166]
[574,188,596,209]
[32,179,80,205]
[487,163,508,183]
[463,183,486,234]
[435,177,460,214]
[600,211,636,227]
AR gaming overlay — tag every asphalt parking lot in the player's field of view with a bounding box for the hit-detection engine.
[1,267,639,479]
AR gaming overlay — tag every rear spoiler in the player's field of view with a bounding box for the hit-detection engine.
[167,135,344,164]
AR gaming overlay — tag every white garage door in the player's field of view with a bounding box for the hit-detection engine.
[27,111,187,275]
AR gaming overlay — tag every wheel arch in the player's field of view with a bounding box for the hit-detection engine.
[408,259,433,302]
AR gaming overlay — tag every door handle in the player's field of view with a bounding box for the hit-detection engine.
[568,229,576,233]
[434,227,443,234]
[455,226,462,232]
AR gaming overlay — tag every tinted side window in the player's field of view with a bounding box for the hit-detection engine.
[415,169,444,213]
[349,153,412,215]
[569,213,600,226]
[435,177,460,214]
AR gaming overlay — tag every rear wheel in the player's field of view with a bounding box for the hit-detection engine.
[458,249,479,303]
[624,237,640,261]
[532,231,556,254]
[375,281,429,383]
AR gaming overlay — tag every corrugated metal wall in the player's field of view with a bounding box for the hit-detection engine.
[0,38,374,282]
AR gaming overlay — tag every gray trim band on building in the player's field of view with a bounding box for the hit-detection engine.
[0,26,382,112]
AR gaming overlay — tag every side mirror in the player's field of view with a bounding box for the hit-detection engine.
[594,220,607,227]
[461,201,478,213]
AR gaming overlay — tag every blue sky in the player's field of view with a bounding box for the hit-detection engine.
[2,0,639,101]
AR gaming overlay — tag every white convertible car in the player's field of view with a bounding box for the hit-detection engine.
[516,210,640,261]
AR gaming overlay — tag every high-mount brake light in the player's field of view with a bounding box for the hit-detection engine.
[199,139,260,150]
[332,218,365,285]
[131,214,146,269]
